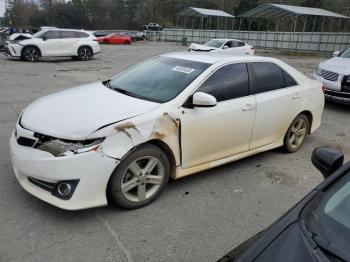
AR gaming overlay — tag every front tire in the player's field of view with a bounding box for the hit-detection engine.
[283,114,309,153]
[124,40,131,45]
[108,144,170,209]
[77,46,93,61]
[22,46,40,62]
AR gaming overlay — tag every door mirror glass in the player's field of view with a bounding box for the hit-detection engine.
[311,147,344,178]
[333,50,341,57]
[192,92,217,107]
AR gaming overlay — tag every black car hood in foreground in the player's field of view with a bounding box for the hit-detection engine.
[219,162,350,262]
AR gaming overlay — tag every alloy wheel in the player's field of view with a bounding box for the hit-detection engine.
[79,48,92,61]
[288,118,307,149]
[120,156,165,203]
[25,48,39,62]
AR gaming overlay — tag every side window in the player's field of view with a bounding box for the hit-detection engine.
[252,62,285,93]
[197,63,250,102]
[224,41,232,48]
[237,41,245,46]
[61,31,79,38]
[78,32,89,38]
[43,30,59,39]
[283,71,298,87]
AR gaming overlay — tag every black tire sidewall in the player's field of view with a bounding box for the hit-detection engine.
[78,47,92,61]
[283,114,309,153]
[23,47,40,62]
[108,144,170,209]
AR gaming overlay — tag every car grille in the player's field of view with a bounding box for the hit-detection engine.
[321,70,339,81]
[17,137,36,147]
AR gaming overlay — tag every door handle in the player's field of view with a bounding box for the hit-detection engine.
[242,104,255,111]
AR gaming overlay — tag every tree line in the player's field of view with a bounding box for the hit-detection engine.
[2,0,350,30]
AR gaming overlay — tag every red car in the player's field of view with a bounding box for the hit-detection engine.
[97,33,132,45]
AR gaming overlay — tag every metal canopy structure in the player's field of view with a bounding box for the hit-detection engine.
[177,7,234,18]
[240,3,349,19]
[176,7,235,32]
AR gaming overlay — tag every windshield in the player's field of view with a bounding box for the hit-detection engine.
[109,57,210,103]
[303,170,350,261]
[32,30,47,38]
[204,40,225,48]
[340,47,350,58]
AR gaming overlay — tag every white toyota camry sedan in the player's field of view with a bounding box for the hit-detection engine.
[10,52,324,210]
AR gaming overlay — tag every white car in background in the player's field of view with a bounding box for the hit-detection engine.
[5,28,100,62]
[10,52,324,210]
[189,38,254,55]
[314,47,350,105]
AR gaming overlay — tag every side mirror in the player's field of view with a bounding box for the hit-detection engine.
[311,147,344,178]
[333,50,340,57]
[42,36,48,41]
[222,46,229,49]
[192,92,217,107]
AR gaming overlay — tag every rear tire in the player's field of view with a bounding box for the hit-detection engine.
[124,40,130,45]
[108,144,170,209]
[22,46,40,62]
[77,46,93,61]
[283,114,309,153]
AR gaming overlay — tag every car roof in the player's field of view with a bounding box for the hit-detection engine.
[161,52,280,65]
[209,38,245,42]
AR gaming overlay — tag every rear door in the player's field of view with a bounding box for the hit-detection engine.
[249,62,304,150]
[180,63,257,169]
[59,31,80,56]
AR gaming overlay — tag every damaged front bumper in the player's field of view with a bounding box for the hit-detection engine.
[9,124,119,210]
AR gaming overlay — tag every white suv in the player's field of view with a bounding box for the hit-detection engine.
[5,29,100,62]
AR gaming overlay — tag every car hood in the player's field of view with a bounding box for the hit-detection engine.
[9,33,33,41]
[21,82,160,140]
[189,43,218,51]
[319,57,350,75]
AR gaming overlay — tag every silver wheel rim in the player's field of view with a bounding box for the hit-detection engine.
[121,156,164,203]
[288,119,307,149]
[80,48,91,60]
[25,48,39,61]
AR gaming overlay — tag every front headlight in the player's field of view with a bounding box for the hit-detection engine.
[316,66,323,75]
[36,138,104,157]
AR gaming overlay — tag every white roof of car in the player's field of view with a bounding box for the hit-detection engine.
[162,52,278,65]
[209,38,245,42]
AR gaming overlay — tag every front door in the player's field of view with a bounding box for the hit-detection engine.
[180,63,256,169]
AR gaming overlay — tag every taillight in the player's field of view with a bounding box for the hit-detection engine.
[322,85,326,94]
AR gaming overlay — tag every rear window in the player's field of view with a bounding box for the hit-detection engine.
[78,32,89,38]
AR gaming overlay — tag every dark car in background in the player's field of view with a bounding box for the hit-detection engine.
[120,31,145,41]
[143,23,163,31]
[219,147,350,262]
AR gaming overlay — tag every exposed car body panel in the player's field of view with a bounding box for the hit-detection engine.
[189,38,254,55]
[97,34,132,45]
[219,161,350,262]
[5,29,100,59]
[10,52,324,210]
[21,82,160,140]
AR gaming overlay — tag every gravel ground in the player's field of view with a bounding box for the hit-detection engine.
[0,41,349,262]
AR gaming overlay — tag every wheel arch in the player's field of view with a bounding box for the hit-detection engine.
[116,139,177,179]
[21,45,42,57]
[299,110,313,134]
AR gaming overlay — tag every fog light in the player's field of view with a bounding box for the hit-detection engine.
[57,183,72,196]
[53,180,79,200]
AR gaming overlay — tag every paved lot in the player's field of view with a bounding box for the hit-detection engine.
[0,42,349,262]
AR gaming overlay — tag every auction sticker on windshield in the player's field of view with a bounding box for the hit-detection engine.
[171,66,195,74]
